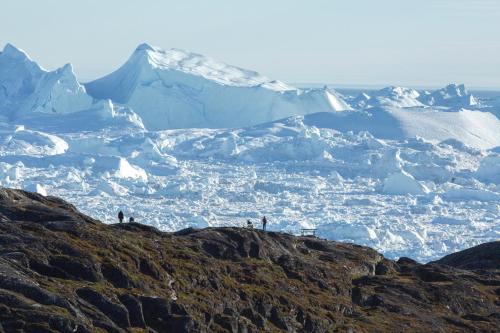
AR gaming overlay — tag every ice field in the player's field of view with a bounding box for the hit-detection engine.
[0,43,499,262]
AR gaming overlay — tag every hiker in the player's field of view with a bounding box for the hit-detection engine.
[129,216,134,223]
[262,216,267,231]
[247,219,253,229]
[118,210,124,223]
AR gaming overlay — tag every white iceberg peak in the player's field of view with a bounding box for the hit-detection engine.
[378,86,421,99]
[420,83,478,107]
[443,83,467,96]
[359,86,423,108]
[1,43,31,60]
[126,43,294,91]
[0,44,127,124]
[60,62,75,73]
[134,42,157,52]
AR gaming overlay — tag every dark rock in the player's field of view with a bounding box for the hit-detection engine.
[397,257,418,266]
[0,188,95,224]
[375,259,397,275]
[351,286,383,307]
[76,287,130,328]
[174,227,196,236]
[102,262,134,288]
[462,313,490,322]
[28,259,70,279]
[269,307,291,330]
[0,188,498,333]
[303,239,332,252]
[52,241,88,257]
[0,234,20,245]
[118,294,146,328]
[414,265,452,282]
[91,320,122,333]
[434,241,500,270]
[255,298,272,318]
[213,313,238,332]
[277,255,303,280]
[139,257,162,280]
[112,222,163,235]
[240,308,265,328]
[139,296,193,332]
[49,255,102,282]
[1,252,29,268]
[202,241,226,258]
[0,260,67,309]
[42,220,84,235]
[139,296,173,330]
[0,290,32,309]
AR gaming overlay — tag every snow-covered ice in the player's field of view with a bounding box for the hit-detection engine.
[382,171,429,195]
[85,44,351,130]
[0,43,499,262]
[420,84,479,108]
[0,43,93,118]
[351,83,480,110]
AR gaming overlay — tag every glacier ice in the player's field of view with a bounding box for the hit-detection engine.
[382,171,429,195]
[475,154,500,184]
[351,83,480,110]
[363,86,424,108]
[0,44,93,118]
[420,84,479,107]
[0,44,144,132]
[85,44,351,130]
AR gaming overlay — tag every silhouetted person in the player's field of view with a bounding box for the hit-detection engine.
[247,219,253,229]
[129,216,134,223]
[262,216,267,231]
[118,210,124,223]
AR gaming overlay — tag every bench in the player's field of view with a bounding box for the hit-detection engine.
[300,228,317,237]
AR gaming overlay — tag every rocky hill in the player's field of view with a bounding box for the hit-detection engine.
[0,188,498,332]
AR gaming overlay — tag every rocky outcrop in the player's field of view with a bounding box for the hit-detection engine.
[0,188,498,332]
[434,241,500,270]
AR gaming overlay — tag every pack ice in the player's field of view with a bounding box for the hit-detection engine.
[0,43,499,262]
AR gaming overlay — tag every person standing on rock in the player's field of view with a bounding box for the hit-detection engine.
[247,219,253,229]
[129,216,134,223]
[118,210,124,223]
[262,216,267,231]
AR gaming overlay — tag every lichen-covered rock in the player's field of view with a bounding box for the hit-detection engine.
[0,188,498,332]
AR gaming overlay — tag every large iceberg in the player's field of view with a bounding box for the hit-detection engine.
[0,44,144,132]
[361,86,423,108]
[302,107,500,150]
[351,84,480,110]
[0,44,93,119]
[420,84,479,108]
[85,44,351,130]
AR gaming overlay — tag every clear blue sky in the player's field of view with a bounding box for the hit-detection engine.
[1,0,499,89]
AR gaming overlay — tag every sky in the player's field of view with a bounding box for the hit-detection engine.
[1,0,499,89]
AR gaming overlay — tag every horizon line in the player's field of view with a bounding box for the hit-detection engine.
[292,82,500,92]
